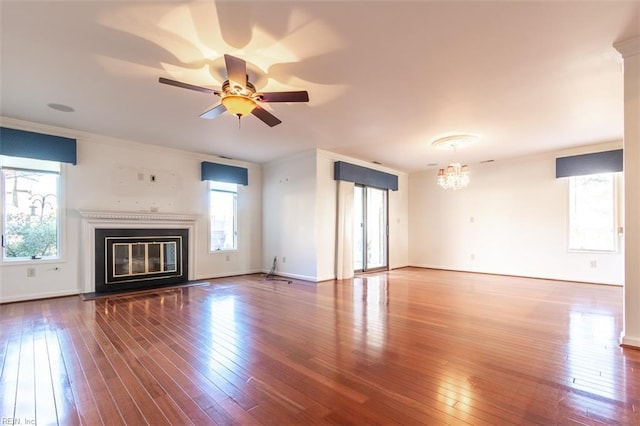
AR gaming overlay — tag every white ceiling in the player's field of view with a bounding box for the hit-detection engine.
[1,1,638,172]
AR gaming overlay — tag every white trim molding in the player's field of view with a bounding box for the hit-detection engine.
[614,36,640,58]
[620,333,640,349]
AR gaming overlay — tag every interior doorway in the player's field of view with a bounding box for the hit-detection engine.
[353,185,388,272]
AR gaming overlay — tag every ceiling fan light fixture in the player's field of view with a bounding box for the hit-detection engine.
[222,95,256,117]
[159,54,308,126]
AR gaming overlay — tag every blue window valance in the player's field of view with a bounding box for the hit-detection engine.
[556,149,623,178]
[201,161,248,185]
[0,127,77,164]
[334,161,398,191]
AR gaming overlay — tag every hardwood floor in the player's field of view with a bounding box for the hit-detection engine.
[1,267,639,425]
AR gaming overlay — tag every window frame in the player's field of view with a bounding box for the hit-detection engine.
[567,172,620,254]
[1,156,66,264]
[208,180,238,253]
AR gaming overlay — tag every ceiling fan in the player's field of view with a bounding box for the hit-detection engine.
[159,54,309,127]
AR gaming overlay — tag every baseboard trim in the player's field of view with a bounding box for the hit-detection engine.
[196,268,263,280]
[620,333,640,349]
[406,264,622,287]
[261,269,319,282]
[0,289,79,305]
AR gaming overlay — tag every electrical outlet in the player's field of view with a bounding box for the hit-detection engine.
[470,253,475,261]
[282,256,286,263]
[225,255,230,262]
[590,260,597,269]
[27,267,36,277]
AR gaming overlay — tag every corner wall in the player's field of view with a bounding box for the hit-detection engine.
[408,142,624,285]
[262,150,318,281]
[262,149,409,282]
[616,36,640,348]
[0,118,263,303]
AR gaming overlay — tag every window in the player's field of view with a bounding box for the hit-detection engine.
[209,181,237,251]
[568,173,617,252]
[1,156,61,261]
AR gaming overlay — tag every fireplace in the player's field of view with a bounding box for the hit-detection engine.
[95,228,188,293]
[79,210,198,295]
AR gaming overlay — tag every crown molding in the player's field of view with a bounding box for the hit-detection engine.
[614,36,640,58]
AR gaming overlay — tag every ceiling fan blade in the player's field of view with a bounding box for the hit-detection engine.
[159,77,219,95]
[224,54,247,88]
[251,105,282,127]
[259,91,309,103]
[200,103,227,119]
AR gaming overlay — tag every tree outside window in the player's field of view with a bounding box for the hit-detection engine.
[2,168,59,259]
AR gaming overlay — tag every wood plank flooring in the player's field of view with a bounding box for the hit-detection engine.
[1,267,639,425]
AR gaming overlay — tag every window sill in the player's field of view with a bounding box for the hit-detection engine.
[210,249,238,255]
[1,257,65,266]
[567,249,618,254]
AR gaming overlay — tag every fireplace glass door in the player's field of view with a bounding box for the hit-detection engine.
[113,241,178,278]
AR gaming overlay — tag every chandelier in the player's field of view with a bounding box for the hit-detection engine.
[437,163,470,190]
[432,134,479,190]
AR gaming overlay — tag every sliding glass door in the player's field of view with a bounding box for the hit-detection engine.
[353,185,388,272]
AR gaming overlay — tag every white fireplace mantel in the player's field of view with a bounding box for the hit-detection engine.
[78,209,200,222]
[78,209,199,293]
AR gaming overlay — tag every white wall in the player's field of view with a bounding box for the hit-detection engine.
[315,151,338,281]
[409,142,624,285]
[389,172,410,269]
[0,118,262,302]
[616,36,640,348]
[262,149,409,282]
[262,150,318,281]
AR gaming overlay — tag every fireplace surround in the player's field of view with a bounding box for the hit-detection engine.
[94,228,188,293]
[79,210,198,294]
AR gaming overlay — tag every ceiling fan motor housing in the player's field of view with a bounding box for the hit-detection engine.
[222,79,256,98]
